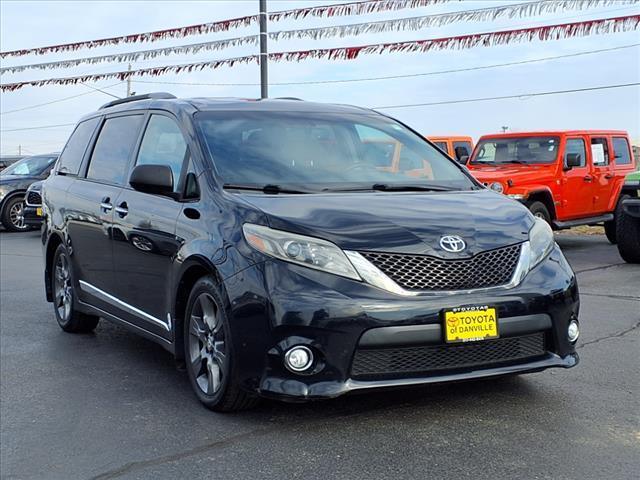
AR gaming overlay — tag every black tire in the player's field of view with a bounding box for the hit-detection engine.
[51,244,100,333]
[1,195,30,232]
[527,201,551,224]
[183,276,259,412]
[605,194,630,245]
[616,200,640,263]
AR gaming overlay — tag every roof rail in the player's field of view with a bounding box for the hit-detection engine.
[99,92,176,110]
[274,97,303,101]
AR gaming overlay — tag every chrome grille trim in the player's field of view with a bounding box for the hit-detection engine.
[25,191,42,206]
[359,243,522,292]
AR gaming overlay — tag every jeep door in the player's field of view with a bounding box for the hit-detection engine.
[589,136,615,214]
[561,137,593,219]
[66,114,145,312]
[110,113,187,338]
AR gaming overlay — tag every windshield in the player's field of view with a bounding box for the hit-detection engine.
[1,155,57,176]
[471,136,560,165]
[196,111,474,192]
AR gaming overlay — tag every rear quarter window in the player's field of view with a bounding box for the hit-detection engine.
[56,117,100,175]
[612,137,632,165]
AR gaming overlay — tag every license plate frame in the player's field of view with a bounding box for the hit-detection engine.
[443,306,499,343]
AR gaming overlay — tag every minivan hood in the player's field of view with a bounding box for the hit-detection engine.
[240,190,533,257]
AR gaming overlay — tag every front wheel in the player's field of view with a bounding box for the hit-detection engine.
[527,201,551,225]
[1,196,30,232]
[184,276,258,412]
[51,244,100,333]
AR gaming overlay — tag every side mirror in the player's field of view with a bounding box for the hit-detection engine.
[564,153,582,170]
[129,164,174,197]
[458,155,469,164]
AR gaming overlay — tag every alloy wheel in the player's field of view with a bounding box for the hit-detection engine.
[9,201,27,230]
[188,293,227,395]
[54,253,72,321]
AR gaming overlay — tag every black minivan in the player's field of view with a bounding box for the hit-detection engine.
[41,94,579,411]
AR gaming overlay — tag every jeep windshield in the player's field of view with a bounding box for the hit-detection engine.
[471,136,560,165]
[195,111,475,192]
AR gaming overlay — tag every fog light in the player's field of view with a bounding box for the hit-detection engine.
[568,320,580,343]
[284,346,313,372]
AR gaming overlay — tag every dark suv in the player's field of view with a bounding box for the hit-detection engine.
[41,94,579,411]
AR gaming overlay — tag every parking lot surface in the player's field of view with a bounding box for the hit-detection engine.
[1,230,638,480]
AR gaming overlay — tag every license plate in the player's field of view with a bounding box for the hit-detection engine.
[444,306,498,343]
[36,207,43,217]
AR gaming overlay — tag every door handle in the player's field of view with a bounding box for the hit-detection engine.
[583,175,593,182]
[115,202,129,217]
[604,173,613,179]
[100,196,113,212]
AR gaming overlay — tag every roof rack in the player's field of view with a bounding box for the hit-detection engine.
[99,92,176,110]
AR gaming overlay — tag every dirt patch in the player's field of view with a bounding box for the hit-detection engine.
[556,225,605,236]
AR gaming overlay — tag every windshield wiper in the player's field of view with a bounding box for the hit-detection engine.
[223,183,312,194]
[371,183,458,192]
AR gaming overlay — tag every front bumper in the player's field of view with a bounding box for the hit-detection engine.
[223,244,579,401]
[23,205,43,226]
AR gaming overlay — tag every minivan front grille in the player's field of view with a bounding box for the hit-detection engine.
[351,333,546,379]
[26,191,42,206]
[359,243,521,291]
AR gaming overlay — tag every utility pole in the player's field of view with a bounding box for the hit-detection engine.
[126,64,132,96]
[18,145,21,156]
[259,0,268,99]
[501,126,509,133]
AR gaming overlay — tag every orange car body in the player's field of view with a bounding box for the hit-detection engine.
[467,130,636,228]
[427,136,474,163]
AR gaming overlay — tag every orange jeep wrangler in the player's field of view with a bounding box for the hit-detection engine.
[467,131,636,243]
[427,136,474,164]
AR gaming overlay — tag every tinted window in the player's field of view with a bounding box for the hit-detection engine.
[590,138,610,166]
[197,111,472,191]
[87,115,143,185]
[612,137,631,165]
[57,117,100,175]
[136,115,188,189]
[433,142,448,153]
[1,155,57,176]
[452,141,473,161]
[472,137,560,164]
[564,138,586,168]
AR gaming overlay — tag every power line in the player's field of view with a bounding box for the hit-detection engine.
[133,43,640,87]
[0,82,123,116]
[1,123,76,133]
[3,82,638,133]
[373,82,640,110]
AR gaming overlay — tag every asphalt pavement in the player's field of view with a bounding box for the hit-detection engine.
[1,230,638,480]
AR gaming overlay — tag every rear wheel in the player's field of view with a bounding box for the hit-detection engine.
[51,244,100,333]
[605,194,630,244]
[184,276,258,412]
[1,196,30,232]
[527,201,551,225]
[616,199,640,263]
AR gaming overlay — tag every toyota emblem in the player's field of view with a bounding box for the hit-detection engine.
[439,235,466,253]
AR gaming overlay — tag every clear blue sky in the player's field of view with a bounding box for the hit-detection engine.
[1,0,639,156]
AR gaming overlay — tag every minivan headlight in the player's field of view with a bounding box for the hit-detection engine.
[242,223,361,280]
[528,217,554,269]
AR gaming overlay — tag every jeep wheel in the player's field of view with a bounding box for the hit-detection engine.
[605,195,630,245]
[527,201,551,225]
[616,201,640,263]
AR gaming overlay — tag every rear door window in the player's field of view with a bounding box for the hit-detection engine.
[564,138,587,168]
[612,137,631,165]
[57,117,100,175]
[590,137,610,166]
[135,114,188,190]
[86,115,144,185]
